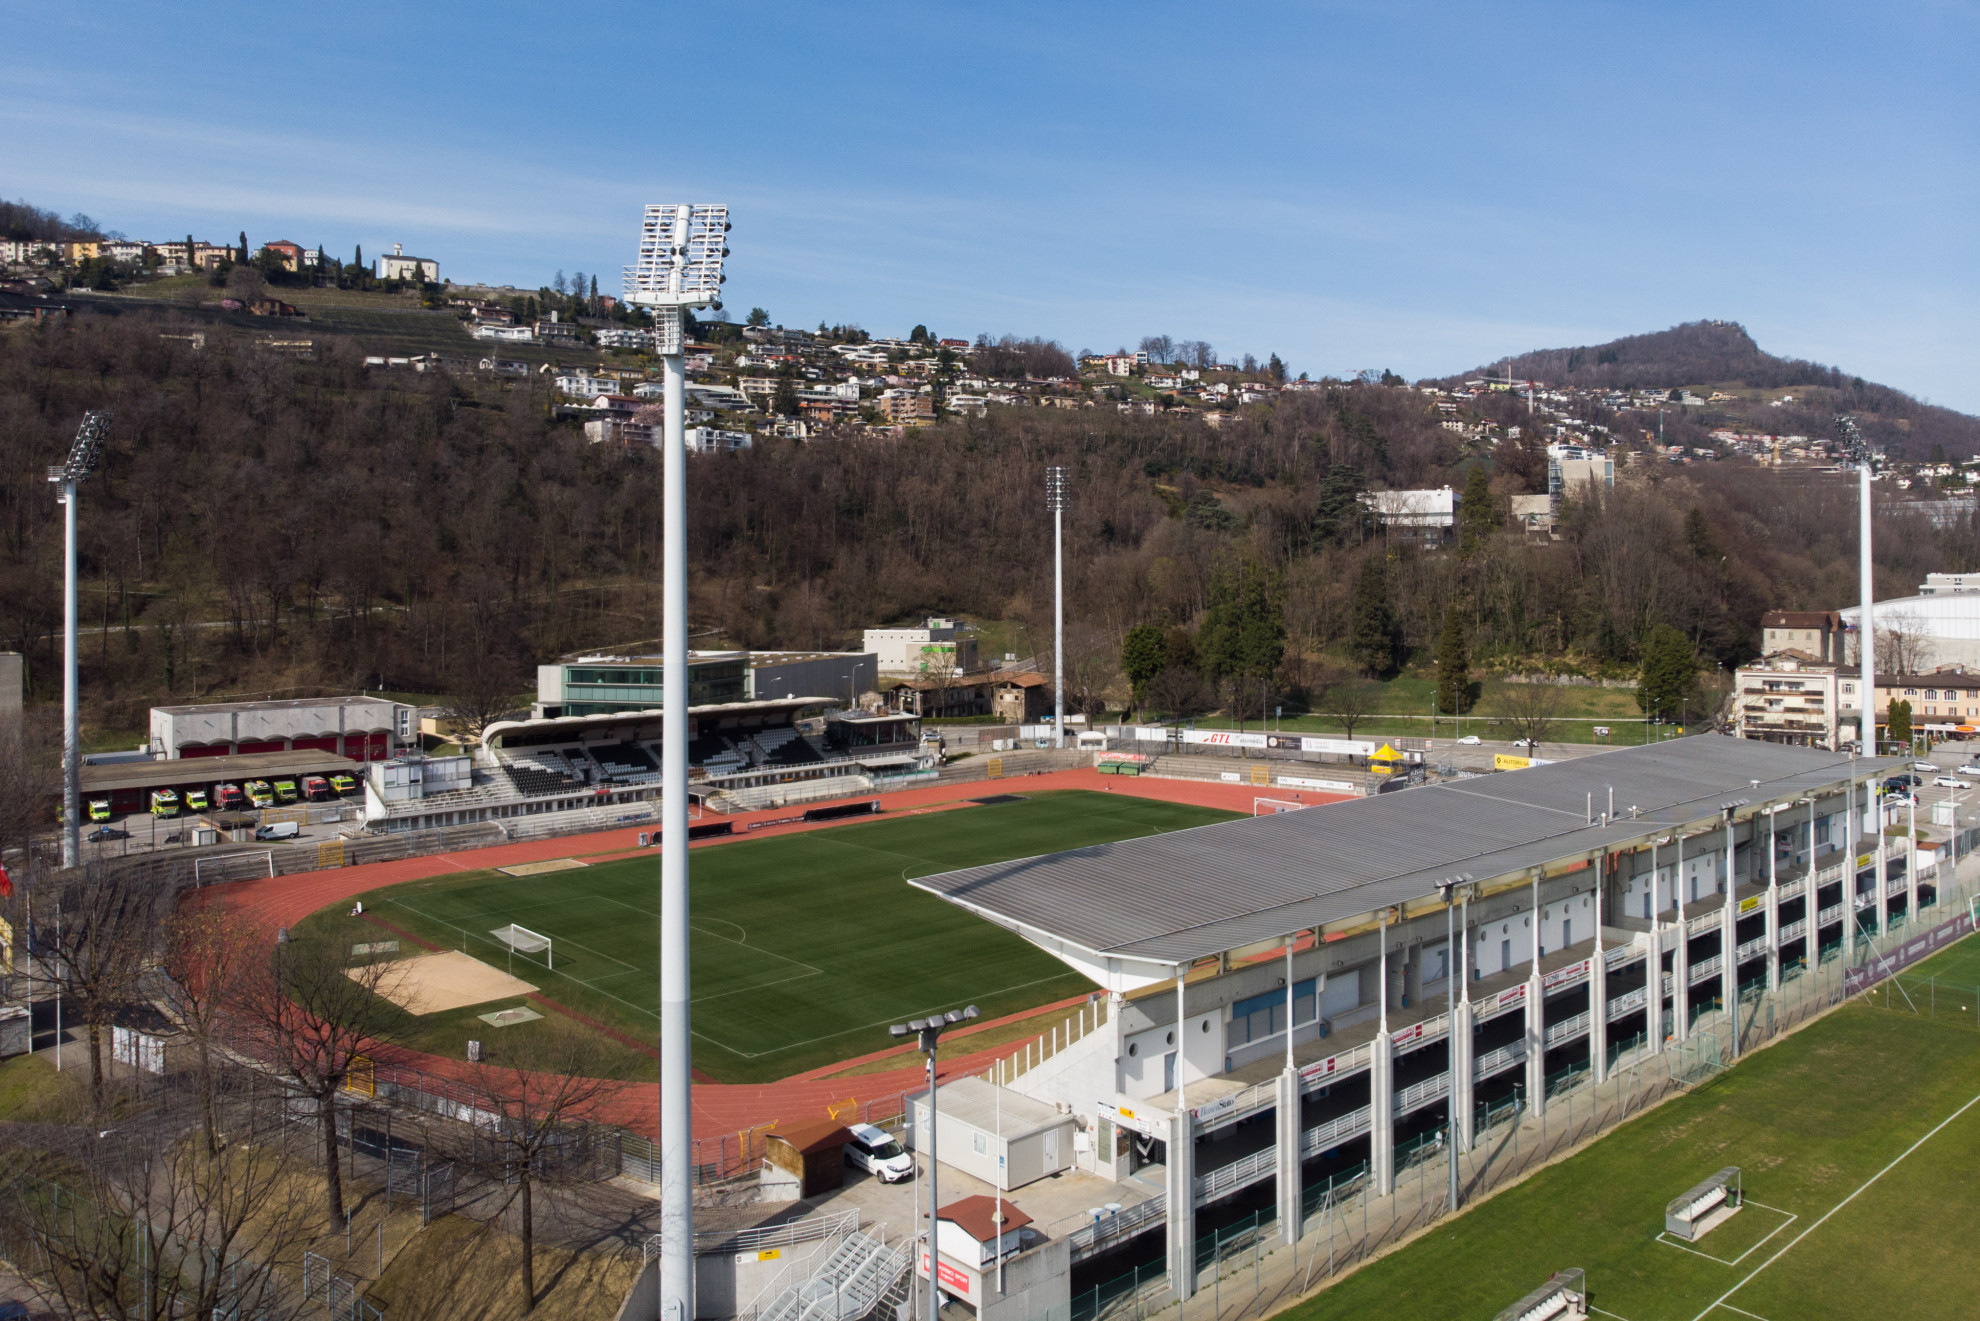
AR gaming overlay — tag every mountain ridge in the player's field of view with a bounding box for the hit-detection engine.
[1451,319,1980,459]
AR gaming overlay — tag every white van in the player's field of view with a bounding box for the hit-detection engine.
[844,1123,913,1183]
[254,820,300,841]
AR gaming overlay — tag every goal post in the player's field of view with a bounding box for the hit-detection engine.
[194,850,275,886]
[1253,797,1307,816]
[489,923,553,971]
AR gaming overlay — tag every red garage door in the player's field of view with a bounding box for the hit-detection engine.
[291,737,338,753]
[236,741,284,756]
[345,733,387,762]
[179,744,230,759]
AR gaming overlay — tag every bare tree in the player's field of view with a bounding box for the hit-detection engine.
[14,864,162,1114]
[0,1062,319,1321]
[1495,681,1564,747]
[1145,666,1213,720]
[440,658,528,745]
[0,708,59,867]
[158,904,258,1155]
[1876,608,1933,677]
[466,1023,613,1314]
[231,927,402,1220]
[1331,682,1376,740]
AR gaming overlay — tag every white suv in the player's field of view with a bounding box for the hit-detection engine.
[844,1123,914,1183]
[1934,776,1972,790]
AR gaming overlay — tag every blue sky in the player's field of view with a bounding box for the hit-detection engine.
[5,2,1976,408]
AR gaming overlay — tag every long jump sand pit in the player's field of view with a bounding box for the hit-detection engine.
[364,949,539,1015]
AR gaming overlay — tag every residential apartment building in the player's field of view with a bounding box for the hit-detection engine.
[1760,610,1844,665]
[1838,670,1980,734]
[878,390,935,425]
[1733,653,1839,748]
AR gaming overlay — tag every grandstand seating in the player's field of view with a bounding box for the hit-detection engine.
[591,742,660,784]
[499,754,585,798]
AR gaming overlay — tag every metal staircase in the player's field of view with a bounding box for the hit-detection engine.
[752,1231,912,1321]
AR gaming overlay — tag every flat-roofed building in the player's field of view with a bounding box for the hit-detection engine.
[908,738,1898,1301]
[149,696,414,762]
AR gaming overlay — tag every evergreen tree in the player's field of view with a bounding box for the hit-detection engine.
[1636,623,1699,722]
[1348,557,1398,677]
[1197,564,1285,685]
[1887,699,1912,749]
[1266,352,1286,383]
[1435,604,1470,714]
[1458,466,1497,550]
[1120,624,1167,711]
[747,307,770,326]
[1312,464,1366,546]
[1683,506,1720,561]
[237,231,247,261]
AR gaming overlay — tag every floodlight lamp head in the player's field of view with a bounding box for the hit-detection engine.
[889,1024,910,1038]
[57,410,113,485]
[625,202,730,310]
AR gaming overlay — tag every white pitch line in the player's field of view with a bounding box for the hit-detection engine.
[1716,1306,1775,1321]
[1691,1087,1980,1321]
[1653,1204,1797,1267]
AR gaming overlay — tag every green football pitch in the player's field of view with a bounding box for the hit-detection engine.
[329,790,1234,1083]
[1285,934,1980,1321]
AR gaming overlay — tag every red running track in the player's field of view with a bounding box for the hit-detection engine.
[208,766,1346,1137]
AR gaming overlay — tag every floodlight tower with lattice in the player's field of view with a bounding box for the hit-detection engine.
[622,202,729,1321]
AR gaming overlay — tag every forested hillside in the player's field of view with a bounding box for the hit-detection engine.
[2,309,1977,735]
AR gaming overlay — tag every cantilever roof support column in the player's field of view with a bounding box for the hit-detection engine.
[1167,961,1197,1301]
[1591,853,1609,1084]
[1371,909,1394,1194]
[1525,871,1546,1119]
[1723,811,1740,1059]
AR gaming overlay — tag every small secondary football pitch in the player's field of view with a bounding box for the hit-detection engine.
[317,790,1235,1083]
[1285,934,1980,1321]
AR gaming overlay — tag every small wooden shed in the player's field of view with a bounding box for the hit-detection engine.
[763,1120,853,1198]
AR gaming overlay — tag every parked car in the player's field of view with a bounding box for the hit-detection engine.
[1960,764,1980,777]
[842,1123,913,1183]
[1913,761,1939,773]
[1934,776,1972,790]
[1457,735,1482,745]
[1883,774,1922,790]
[86,826,130,841]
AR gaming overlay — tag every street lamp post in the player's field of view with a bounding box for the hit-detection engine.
[892,1006,979,1321]
[624,203,729,1321]
[49,410,112,870]
[1046,468,1067,749]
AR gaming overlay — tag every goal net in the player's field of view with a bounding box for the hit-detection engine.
[1253,797,1307,816]
[489,924,554,970]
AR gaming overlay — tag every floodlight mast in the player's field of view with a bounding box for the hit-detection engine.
[624,204,727,1321]
[49,410,112,869]
[1046,468,1068,748]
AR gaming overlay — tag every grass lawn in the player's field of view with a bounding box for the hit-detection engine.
[301,791,1234,1084]
[1285,937,1980,1320]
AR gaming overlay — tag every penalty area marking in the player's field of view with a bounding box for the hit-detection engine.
[1691,1086,1980,1321]
[1654,1202,1798,1266]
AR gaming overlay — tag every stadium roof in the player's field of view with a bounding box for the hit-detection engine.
[484,698,832,746]
[81,750,359,794]
[909,738,1891,974]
